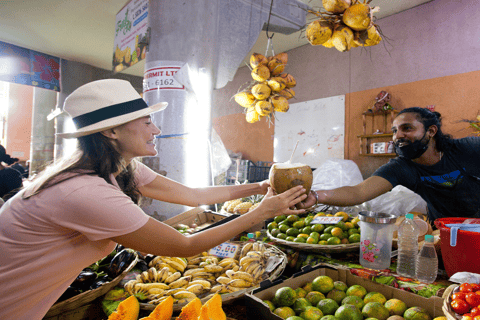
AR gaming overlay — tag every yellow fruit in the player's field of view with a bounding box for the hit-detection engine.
[255,100,273,116]
[246,107,261,123]
[322,0,351,13]
[234,91,256,108]
[274,52,288,65]
[233,202,254,214]
[279,73,296,88]
[248,203,261,212]
[331,24,355,52]
[322,38,335,48]
[251,65,270,82]
[306,19,334,46]
[251,83,272,100]
[267,58,285,76]
[226,199,243,213]
[267,77,287,92]
[278,88,295,100]
[271,96,289,113]
[334,211,349,221]
[343,3,373,31]
[354,25,382,47]
[250,52,268,68]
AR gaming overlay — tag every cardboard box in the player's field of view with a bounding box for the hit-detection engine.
[245,264,444,320]
[164,207,238,232]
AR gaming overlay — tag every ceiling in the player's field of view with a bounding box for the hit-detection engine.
[0,0,433,79]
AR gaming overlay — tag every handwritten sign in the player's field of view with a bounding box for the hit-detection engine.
[311,216,343,225]
[209,242,240,258]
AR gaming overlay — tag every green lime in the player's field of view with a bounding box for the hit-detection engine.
[348,228,360,235]
[312,224,325,233]
[346,285,367,299]
[348,233,360,243]
[293,220,305,229]
[341,295,365,310]
[286,227,300,237]
[319,233,331,241]
[293,298,312,314]
[279,224,289,233]
[335,304,363,320]
[268,221,278,231]
[309,232,320,241]
[286,236,295,242]
[275,287,297,307]
[277,233,287,240]
[300,306,324,320]
[312,276,334,294]
[302,226,313,234]
[306,291,326,306]
[295,287,308,299]
[263,300,276,311]
[306,237,318,244]
[362,302,390,320]
[326,288,347,304]
[274,215,287,223]
[274,307,296,319]
[319,240,328,245]
[333,281,348,292]
[305,217,314,225]
[270,228,281,237]
[363,292,387,304]
[335,221,347,231]
[326,237,341,245]
[317,298,340,315]
[286,215,300,223]
[294,237,306,243]
[297,233,310,239]
[324,226,335,234]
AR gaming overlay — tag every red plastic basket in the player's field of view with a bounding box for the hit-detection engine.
[434,217,480,277]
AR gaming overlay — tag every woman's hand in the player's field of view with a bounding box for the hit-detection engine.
[256,186,307,220]
[257,179,270,195]
[295,190,318,209]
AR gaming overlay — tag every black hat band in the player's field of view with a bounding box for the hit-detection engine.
[72,98,149,129]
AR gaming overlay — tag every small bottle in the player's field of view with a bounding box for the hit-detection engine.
[416,235,438,283]
[396,213,419,278]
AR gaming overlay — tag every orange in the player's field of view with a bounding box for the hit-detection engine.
[312,276,334,294]
[334,211,349,221]
[331,227,344,238]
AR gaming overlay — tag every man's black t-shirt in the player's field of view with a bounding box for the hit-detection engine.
[0,167,23,198]
[373,137,480,221]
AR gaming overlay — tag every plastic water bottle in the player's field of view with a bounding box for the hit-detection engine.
[416,235,438,283]
[396,213,419,278]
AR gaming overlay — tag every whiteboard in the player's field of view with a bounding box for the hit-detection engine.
[273,95,345,168]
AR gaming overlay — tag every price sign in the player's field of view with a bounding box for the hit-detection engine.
[208,242,240,258]
[311,216,343,225]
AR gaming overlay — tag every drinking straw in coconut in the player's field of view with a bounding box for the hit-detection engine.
[288,140,300,164]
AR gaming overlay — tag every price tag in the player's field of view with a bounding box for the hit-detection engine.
[311,216,343,225]
[208,242,240,258]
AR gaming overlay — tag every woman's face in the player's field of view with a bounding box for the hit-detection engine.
[110,116,161,161]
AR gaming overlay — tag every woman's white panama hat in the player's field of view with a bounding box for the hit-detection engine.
[57,79,167,139]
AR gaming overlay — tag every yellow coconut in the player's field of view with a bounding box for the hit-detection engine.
[269,162,313,196]
[255,100,273,116]
[331,24,355,52]
[249,52,268,68]
[267,58,285,76]
[322,37,335,48]
[343,2,373,31]
[306,20,334,46]
[246,107,261,123]
[274,52,288,65]
[251,65,270,82]
[322,0,351,14]
[251,83,271,100]
[271,96,289,112]
[267,77,287,92]
[354,25,382,47]
[279,73,296,88]
[278,88,295,100]
[234,91,256,108]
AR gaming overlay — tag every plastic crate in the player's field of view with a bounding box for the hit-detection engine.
[247,161,272,183]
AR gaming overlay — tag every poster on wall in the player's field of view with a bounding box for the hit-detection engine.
[113,0,149,73]
[273,95,345,169]
[0,41,60,92]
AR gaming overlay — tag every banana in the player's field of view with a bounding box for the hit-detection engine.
[188,271,214,278]
[189,279,211,289]
[170,257,188,269]
[240,242,253,258]
[244,261,261,274]
[186,283,204,295]
[147,293,165,301]
[210,284,227,293]
[192,275,216,282]
[184,268,206,277]
[150,256,163,267]
[140,271,150,283]
[218,258,238,267]
[225,269,235,278]
[177,297,195,305]
[156,262,177,274]
[124,280,137,296]
[232,265,240,272]
[240,256,261,267]
[227,279,253,288]
[226,285,246,292]
[230,271,255,283]
[216,276,231,285]
[136,282,170,290]
[164,271,182,284]
[252,264,264,280]
[163,258,186,272]
[168,276,191,289]
[148,296,169,305]
[246,251,262,258]
[204,264,223,273]
[186,256,203,265]
[164,287,188,296]
[186,264,200,269]
[201,256,219,263]
[173,290,197,300]
[147,267,157,282]
[148,288,165,295]
[221,262,237,272]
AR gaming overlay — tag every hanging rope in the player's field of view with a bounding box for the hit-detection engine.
[265,0,275,57]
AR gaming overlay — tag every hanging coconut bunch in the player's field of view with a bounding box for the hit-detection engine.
[233,52,296,123]
[305,0,382,52]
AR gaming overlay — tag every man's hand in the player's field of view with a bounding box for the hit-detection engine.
[296,190,318,209]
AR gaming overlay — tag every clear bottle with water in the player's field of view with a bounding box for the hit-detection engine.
[416,234,438,283]
[396,213,419,278]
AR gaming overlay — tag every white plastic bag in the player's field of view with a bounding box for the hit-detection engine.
[312,158,364,190]
[210,129,232,177]
[367,185,427,216]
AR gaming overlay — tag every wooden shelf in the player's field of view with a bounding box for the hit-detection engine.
[357,133,393,139]
[358,109,398,157]
[360,153,397,157]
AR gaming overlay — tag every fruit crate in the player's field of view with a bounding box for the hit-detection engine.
[245,264,445,320]
[247,161,273,183]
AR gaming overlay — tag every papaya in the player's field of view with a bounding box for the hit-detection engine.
[177,297,202,320]
[108,296,139,320]
[139,295,174,320]
[198,294,226,320]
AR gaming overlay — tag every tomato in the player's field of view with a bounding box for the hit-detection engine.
[454,292,468,301]
[453,299,473,315]
[471,307,480,317]
[472,284,480,291]
[461,283,474,293]
[467,293,480,308]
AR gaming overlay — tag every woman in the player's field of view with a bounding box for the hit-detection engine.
[0,79,307,319]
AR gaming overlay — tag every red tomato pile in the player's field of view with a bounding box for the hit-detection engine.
[450,283,480,319]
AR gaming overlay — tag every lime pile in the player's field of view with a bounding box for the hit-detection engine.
[268,211,361,245]
[262,275,434,320]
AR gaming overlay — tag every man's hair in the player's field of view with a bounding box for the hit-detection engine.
[397,107,453,152]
